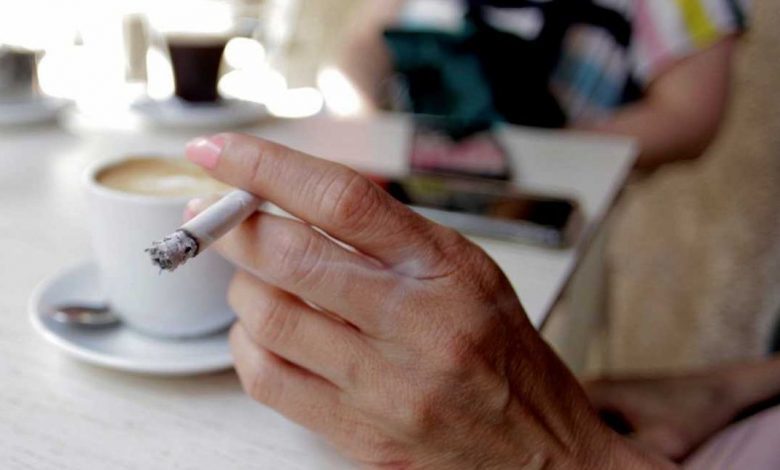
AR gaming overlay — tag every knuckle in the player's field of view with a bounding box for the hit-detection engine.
[247,139,281,188]
[435,224,470,249]
[341,354,375,389]
[424,225,475,275]
[226,274,244,313]
[433,225,471,258]
[247,354,281,405]
[398,393,439,436]
[435,228,507,294]
[318,169,379,232]
[270,225,322,287]
[381,377,443,437]
[228,322,245,354]
[436,323,502,378]
[363,437,401,466]
[475,255,506,288]
[471,258,513,303]
[341,353,365,389]
[438,332,480,372]
[226,271,257,314]
[250,290,298,347]
[341,426,400,466]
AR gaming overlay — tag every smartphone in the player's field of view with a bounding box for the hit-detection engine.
[370,173,582,248]
[409,117,513,181]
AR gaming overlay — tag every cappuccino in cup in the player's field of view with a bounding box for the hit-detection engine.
[96,157,229,197]
[85,156,235,338]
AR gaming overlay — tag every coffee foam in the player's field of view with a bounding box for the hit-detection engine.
[96,157,229,198]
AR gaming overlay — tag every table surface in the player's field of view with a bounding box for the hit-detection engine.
[0,113,635,469]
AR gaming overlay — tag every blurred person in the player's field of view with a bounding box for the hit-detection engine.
[339,0,748,169]
[185,132,780,468]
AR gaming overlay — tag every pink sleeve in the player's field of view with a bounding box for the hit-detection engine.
[630,0,749,86]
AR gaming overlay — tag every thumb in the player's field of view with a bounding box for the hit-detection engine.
[183,193,223,222]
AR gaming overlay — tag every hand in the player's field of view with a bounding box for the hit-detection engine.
[584,374,737,461]
[185,133,664,469]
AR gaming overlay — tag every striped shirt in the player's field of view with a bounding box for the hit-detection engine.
[397,0,749,124]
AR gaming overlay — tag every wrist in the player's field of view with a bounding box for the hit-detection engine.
[531,418,675,469]
[524,435,674,470]
[597,432,678,470]
[474,408,662,469]
[706,367,748,418]
[717,358,780,417]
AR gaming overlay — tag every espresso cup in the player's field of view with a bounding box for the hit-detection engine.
[166,34,228,103]
[0,46,39,103]
[83,156,235,338]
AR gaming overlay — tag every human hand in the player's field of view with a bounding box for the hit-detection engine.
[584,373,737,461]
[185,133,664,469]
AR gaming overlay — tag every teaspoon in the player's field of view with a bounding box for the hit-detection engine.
[48,303,121,327]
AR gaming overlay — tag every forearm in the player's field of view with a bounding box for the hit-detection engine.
[335,0,404,109]
[574,36,736,170]
[496,415,674,469]
[577,101,720,169]
[720,355,780,415]
[337,33,393,109]
[544,417,676,469]
[501,341,675,469]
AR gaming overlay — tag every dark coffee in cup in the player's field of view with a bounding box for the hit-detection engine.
[167,35,227,103]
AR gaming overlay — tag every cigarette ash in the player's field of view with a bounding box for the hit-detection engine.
[146,229,199,272]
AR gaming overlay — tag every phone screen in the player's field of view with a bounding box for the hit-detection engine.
[371,174,580,247]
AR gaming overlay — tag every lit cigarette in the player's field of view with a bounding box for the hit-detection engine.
[146,189,262,271]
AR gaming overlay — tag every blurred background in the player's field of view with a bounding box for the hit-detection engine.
[0,0,367,123]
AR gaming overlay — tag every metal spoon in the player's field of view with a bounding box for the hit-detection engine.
[48,303,121,327]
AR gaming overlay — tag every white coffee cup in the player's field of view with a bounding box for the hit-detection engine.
[83,156,235,338]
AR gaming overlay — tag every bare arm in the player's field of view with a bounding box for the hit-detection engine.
[720,354,780,416]
[337,0,406,110]
[586,354,780,461]
[577,37,737,170]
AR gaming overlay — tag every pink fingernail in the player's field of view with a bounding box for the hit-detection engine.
[186,135,226,169]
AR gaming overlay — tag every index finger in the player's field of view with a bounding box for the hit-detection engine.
[186,133,457,275]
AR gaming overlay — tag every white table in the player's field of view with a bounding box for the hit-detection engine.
[0,114,635,469]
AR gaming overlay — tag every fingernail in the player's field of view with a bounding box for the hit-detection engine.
[183,198,205,221]
[186,135,226,169]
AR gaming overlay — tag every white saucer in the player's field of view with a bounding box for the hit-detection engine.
[0,96,69,126]
[29,262,234,376]
[132,97,268,129]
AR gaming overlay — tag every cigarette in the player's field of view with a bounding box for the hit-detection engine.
[146,189,262,271]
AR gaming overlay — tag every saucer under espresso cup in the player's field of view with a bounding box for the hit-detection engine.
[28,262,233,376]
[0,46,69,126]
[132,97,268,129]
[0,96,70,126]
